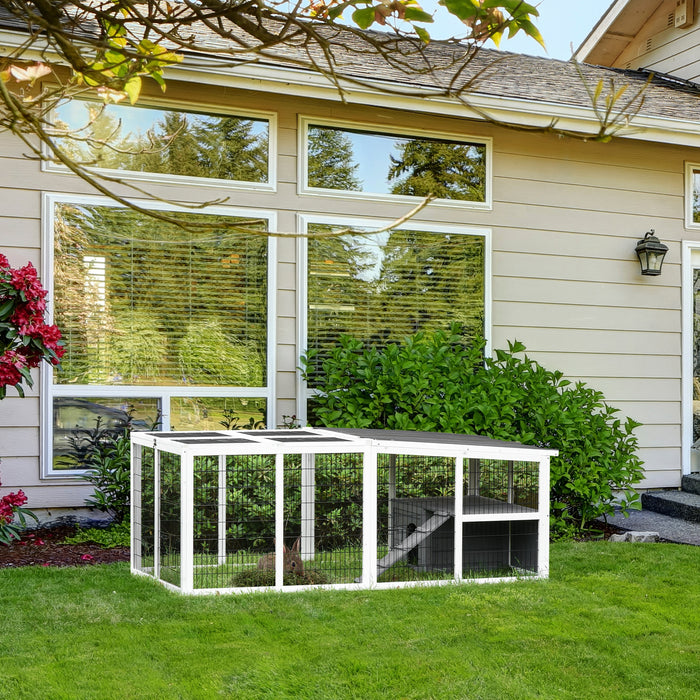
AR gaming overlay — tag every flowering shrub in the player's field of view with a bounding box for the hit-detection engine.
[0,478,37,544]
[0,253,64,398]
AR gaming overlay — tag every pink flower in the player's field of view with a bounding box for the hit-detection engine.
[0,258,64,394]
[81,554,94,562]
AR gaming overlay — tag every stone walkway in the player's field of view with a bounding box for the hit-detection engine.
[598,508,700,546]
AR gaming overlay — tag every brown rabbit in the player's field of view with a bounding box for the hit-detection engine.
[257,538,304,576]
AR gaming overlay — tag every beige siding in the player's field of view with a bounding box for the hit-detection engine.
[0,81,694,508]
[610,0,700,80]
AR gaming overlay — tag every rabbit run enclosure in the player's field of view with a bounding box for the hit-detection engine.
[130,428,556,594]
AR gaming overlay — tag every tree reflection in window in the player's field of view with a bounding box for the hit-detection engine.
[53,203,268,387]
[306,124,486,202]
[54,102,270,183]
[306,224,485,383]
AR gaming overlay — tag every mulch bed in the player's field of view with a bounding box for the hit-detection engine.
[0,525,130,569]
[0,521,627,570]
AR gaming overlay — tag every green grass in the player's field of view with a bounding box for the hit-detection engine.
[1,542,699,699]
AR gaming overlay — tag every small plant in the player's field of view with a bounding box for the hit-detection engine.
[229,568,330,587]
[219,408,265,430]
[0,476,37,544]
[66,409,157,523]
[63,521,130,548]
[280,414,301,429]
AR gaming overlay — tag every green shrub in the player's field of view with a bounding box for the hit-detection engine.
[65,411,156,523]
[301,325,644,536]
[63,521,130,548]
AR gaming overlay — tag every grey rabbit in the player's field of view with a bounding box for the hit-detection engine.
[257,538,304,576]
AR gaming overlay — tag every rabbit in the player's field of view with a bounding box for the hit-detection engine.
[257,537,304,576]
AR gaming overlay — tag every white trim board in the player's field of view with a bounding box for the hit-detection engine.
[682,240,700,475]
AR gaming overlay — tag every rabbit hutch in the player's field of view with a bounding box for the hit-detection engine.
[130,428,556,594]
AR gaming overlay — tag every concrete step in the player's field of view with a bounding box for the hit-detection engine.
[600,508,700,546]
[681,473,700,496]
[641,490,700,523]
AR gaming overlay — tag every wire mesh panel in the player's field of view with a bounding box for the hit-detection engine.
[461,521,539,577]
[294,452,364,586]
[377,454,456,583]
[132,445,155,576]
[191,455,221,589]
[195,454,277,590]
[159,451,181,587]
[465,459,539,514]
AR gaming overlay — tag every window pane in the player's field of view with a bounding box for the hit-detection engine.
[53,203,268,387]
[53,396,159,470]
[55,102,270,183]
[307,124,486,202]
[170,397,267,432]
[306,225,485,381]
[694,170,700,223]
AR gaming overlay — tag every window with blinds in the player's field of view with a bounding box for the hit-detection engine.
[304,120,488,204]
[53,202,269,388]
[306,224,485,384]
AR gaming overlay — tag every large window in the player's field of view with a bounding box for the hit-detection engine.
[300,216,489,401]
[50,100,275,189]
[46,196,274,472]
[301,118,491,207]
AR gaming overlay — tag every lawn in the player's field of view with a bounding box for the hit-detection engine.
[1,542,699,699]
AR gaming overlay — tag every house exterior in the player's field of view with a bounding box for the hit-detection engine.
[3,4,700,521]
[576,0,700,80]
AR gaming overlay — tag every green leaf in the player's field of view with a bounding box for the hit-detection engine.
[351,7,377,29]
[414,25,431,43]
[439,0,480,22]
[123,76,142,104]
[404,7,434,23]
[0,298,15,317]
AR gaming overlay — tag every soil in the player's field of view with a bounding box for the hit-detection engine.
[0,521,626,570]
[0,525,130,569]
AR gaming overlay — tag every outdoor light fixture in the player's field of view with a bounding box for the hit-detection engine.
[635,230,668,276]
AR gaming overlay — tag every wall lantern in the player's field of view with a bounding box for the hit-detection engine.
[635,230,668,276]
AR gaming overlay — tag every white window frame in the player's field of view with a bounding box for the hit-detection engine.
[685,162,700,229]
[298,116,493,210]
[681,241,700,476]
[295,213,492,424]
[43,97,278,193]
[41,192,277,478]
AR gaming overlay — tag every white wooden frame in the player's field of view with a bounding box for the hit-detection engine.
[40,193,278,478]
[131,428,554,595]
[43,96,278,193]
[297,115,493,210]
[681,241,700,475]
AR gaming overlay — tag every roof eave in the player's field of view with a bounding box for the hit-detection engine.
[574,0,633,62]
[169,57,700,148]
[3,25,700,148]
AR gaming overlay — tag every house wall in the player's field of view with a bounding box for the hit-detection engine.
[611,0,700,79]
[0,79,697,515]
